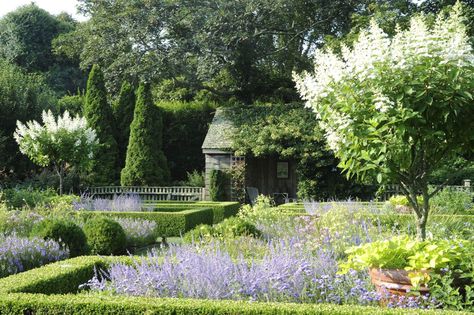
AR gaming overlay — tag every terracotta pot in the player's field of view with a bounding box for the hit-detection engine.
[369,268,430,296]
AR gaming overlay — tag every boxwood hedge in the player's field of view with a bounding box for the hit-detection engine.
[149,201,240,224]
[0,256,467,315]
[77,208,214,237]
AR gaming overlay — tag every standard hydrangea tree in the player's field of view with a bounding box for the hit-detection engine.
[294,4,474,239]
[14,110,98,195]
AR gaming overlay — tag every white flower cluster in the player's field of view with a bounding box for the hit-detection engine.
[14,110,98,159]
[294,3,474,153]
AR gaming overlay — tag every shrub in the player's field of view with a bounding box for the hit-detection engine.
[158,100,216,181]
[31,219,88,257]
[183,217,261,243]
[112,217,158,248]
[0,210,44,237]
[431,188,473,214]
[209,170,227,201]
[77,208,214,237]
[83,64,118,185]
[0,187,57,209]
[182,170,205,187]
[0,235,68,278]
[83,217,126,255]
[121,82,169,185]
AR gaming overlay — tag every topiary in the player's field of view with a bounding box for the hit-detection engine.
[30,218,88,257]
[83,64,118,185]
[83,217,127,255]
[121,82,170,185]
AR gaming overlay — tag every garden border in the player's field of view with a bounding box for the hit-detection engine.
[0,257,467,315]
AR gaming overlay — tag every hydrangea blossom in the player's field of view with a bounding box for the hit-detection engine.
[294,4,474,155]
[14,110,98,194]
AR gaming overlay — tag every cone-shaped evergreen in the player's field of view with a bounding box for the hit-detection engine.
[83,64,118,184]
[121,82,170,186]
[113,81,135,169]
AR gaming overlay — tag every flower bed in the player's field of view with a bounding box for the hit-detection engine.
[0,257,463,315]
[76,208,214,237]
[0,235,68,278]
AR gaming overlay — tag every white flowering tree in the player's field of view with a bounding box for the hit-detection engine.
[294,4,474,239]
[14,110,98,195]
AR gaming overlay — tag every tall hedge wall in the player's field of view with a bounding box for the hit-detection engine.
[158,100,217,181]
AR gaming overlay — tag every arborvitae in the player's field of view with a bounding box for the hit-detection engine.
[83,64,118,184]
[113,81,135,169]
[121,82,170,186]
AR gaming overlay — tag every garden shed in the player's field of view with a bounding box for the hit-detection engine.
[202,108,298,202]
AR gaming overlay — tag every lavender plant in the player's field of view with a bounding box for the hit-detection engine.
[0,234,69,278]
[73,194,145,212]
[83,240,382,304]
[113,217,158,247]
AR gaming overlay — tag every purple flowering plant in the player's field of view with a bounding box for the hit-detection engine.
[0,234,69,278]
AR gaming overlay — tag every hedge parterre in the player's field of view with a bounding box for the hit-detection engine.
[0,256,467,315]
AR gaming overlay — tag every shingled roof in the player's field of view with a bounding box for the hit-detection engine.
[202,108,235,151]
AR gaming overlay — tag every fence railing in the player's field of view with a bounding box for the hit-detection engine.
[381,181,473,200]
[86,186,205,202]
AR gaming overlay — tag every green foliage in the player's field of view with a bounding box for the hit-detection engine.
[0,4,66,72]
[0,59,56,176]
[78,208,214,237]
[295,6,474,239]
[388,195,424,207]
[121,83,169,185]
[0,256,457,315]
[209,170,227,201]
[57,94,84,116]
[431,188,474,214]
[14,110,99,194]
[229,103,373,200]
[340,237,474,287]
[83,64,118,185]
[113,81,135,170]
[182,170,205,187]
[150,201,240,224]
[73,0,358,103]
[0,4,85,94]
[428,264,474,311]
[31,219,88,257]
[0,209,44,237]
[0,188,57,209]
[83,217,126,255]
[158,100,216,181]
[183,217,261,243]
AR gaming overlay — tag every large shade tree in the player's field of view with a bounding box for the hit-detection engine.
[294,4,474,239]
[14,110,98,194]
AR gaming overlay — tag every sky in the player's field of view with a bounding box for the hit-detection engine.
[0,0,88,21]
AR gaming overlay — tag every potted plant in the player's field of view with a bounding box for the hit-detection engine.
[339,237,473,297]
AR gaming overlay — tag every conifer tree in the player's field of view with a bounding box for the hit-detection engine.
[121,82,169,186]
[113,81,135,169]
[83,64,118,184]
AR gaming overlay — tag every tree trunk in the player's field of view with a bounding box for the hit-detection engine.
[59,167,64,195]
[55,163,65,195]
[401,181,430,240]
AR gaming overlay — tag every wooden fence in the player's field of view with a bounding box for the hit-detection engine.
[381,180,473,200]
[86,186,205,201]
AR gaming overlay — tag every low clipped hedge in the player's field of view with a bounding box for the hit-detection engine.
[148,201,240,224]
[77,208,213,237]
[0,256,467,315]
